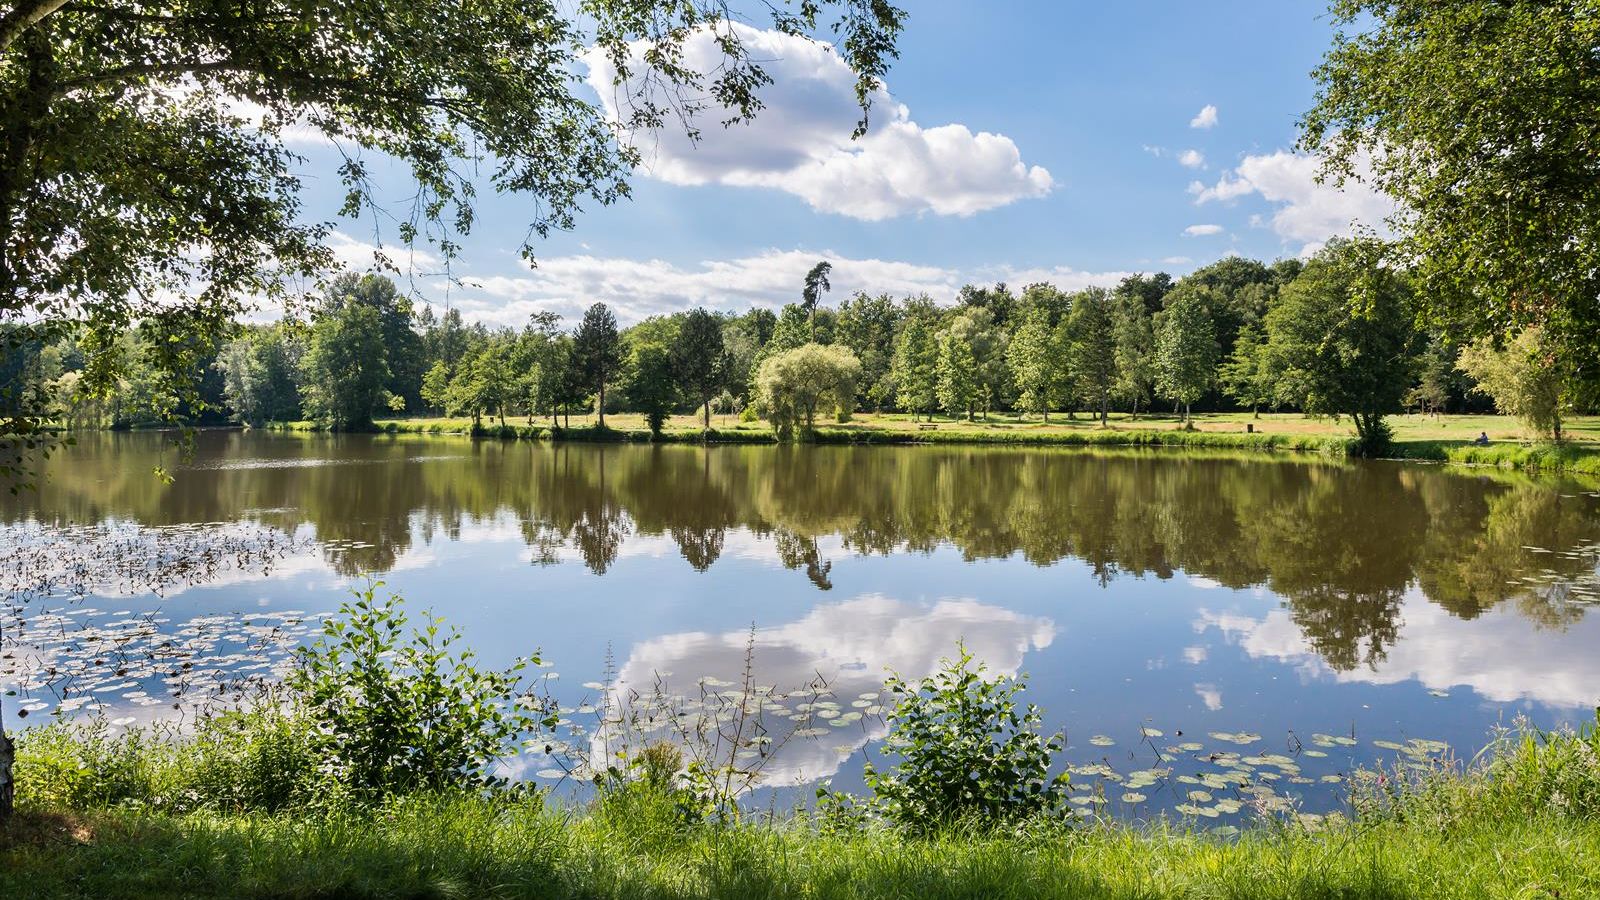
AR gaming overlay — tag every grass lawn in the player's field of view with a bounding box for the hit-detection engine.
[363,410,1600,445]
[266,412,1600,475]
[4,799,1597,900]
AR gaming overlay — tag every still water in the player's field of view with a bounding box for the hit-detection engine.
[4,430,1599,818]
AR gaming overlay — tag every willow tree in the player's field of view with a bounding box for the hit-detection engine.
[0,0,904,824]
[755,343,861,440]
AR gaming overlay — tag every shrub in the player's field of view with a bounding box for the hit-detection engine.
[858,646,1069,833]
[15,704,317,813]
[288,583,555,804]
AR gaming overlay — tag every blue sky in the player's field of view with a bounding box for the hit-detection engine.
[291,2,1392,325]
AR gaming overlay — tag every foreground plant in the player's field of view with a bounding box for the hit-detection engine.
[823,646,1070,834]
[289,582,557,804]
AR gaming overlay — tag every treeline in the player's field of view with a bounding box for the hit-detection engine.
[7,239,1590,451]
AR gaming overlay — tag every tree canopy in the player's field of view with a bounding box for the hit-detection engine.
[0,0,905,475]
[1264,238,1415,453]
[1302,0,1600,391]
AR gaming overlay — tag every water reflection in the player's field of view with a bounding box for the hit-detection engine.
[9,432,1597,680]
[598,594,1056,786]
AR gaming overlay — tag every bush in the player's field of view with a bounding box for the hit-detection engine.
[856,647,1069,833]
[16,704,317,813]
[289,583,556,804]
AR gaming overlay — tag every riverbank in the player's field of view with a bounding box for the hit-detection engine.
[5,722,1598,900]
[3,798,1594,899]
[264,412,1600,476]
[6,588,1598,900]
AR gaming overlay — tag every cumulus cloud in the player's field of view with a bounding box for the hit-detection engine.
[1194,594,1600,709]
[583,24,1053,220]
[1183,224,1224,237]
[326,231,441,271]
[1189,104,1218,129]
[596,593,1057,786]
[447,250,1131,326]
[1189,151,1397,255]
[1177,149,1205,169]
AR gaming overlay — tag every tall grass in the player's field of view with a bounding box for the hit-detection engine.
[7,710,1599,899]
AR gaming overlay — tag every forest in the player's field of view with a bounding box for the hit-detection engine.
[5,238,1587,456]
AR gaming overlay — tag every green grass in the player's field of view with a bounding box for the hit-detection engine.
[4,791,1596,899]
[6,714,1600,899]
[263,412,1600,476]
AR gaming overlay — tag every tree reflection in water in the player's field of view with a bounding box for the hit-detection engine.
[5,431,1598,676]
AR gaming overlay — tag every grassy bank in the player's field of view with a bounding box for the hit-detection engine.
[5,722,1599,900]
[4,794,1596,899]
[265,411,1600,476]
[5,590,1598,900]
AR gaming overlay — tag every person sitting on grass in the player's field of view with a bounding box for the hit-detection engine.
[1473,431,1490,445]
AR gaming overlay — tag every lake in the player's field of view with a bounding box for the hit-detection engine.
[4,430,1599,821]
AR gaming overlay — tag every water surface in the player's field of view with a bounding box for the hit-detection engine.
[4,431,1598,818]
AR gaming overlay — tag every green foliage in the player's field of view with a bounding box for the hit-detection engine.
[835,292,902,412]
[860,648,1069,834]
[288,583,553,804]
[16,705,317,814]
[1111,287,1157,417]
[625,342,679,437]
[1264,238,1415,454]
[1457,326,1576,442]
[1006,309,1064,421]
[755,343,862,440]
[299,300,390,430]
[891,314,938,420]
[1154,289,1218,425]
[0,0,903,478]
[1218,325,1274,416]
[934,318,979,420]
[802,261,833,338]
[574,303,623,428]
[1303,0,1600,392]
[214,325,302,425]
[1066,288,1117,423]
[420,360,452,415]
[670,309,726,428]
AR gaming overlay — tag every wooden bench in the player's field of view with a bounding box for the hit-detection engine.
[916,423,938,431]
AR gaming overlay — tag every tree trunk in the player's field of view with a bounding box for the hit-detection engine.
[1,708,13,824]
[596,381,605,429]
[0,688,11,826]
[1184,401,1192,428]
[703,398,711,430]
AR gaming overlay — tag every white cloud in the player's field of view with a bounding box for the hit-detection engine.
[326,231,441,272]
[1177,149,1205,169]
[448,250,1131,326]
[1183,224,1224,237]
[596,593,1056,787]
[1194,593,1600,710]
[1189,104,1219,129]
[1161,256,1193,266]
[583,24,1053,220]
[1193,682,1224,711]
[1190,151,1397,255]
